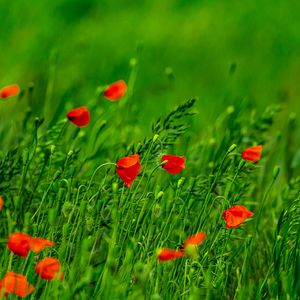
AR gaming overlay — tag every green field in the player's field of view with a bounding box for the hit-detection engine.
[1,1,300,299]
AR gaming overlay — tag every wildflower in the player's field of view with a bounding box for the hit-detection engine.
[157,248,185,261]
[182,232,206,249]
[0,84,20,99]
[161,155,185,174]
[103,80,127,101]
[241,145,263,162]
[0,196,3,210]
[7,232,54,258]
[222,205,254,229]
[0,272,34,297]
[7,232,31,257]
[36,258,63,280]
[116,154,141,188]
[66,106,90,127]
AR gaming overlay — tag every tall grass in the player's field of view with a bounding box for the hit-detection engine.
[0,84,299,299]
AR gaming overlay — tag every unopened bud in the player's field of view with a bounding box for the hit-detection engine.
[177,177,185,189]
[273,165,280,180]
[153,134,159,142]
[228,144,237,153]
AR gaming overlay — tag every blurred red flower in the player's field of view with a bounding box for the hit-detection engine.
[161,155,185,174]
[242,145,262,162]
[66,106,90,127]
[36,257,63,281]
[116,154,141,188]
[29,238,55,252]
[0,272,34,297]
[182,232,206,249]
[0,84,20,99]
[157,248,185,261]
[222,205,254,229]
[7,232,31,257]
[0,196,3,210]
[7,232,54,258]
[103,80,127,101]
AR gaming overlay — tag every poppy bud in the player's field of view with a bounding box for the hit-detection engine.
[228,144,237,153]
[273,165,280,180]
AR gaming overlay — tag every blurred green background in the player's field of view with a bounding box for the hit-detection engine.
[1,0,300,134]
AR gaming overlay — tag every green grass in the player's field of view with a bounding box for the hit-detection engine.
[1,1,300,299]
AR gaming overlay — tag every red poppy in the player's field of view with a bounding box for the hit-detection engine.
[0,84,20,99]
[7,232,31,257]
[1,272,34,297]
[36,258,63,281]
[222,205,254,229]
[103,80,127,101]
[161,155,185,174]
[116,154,141,188]
[7,232,54,257]
[241,145,263,162]
[157,248,185,261]
[182,232,206,249]
[66,106,90,127]
[0,196,3,210]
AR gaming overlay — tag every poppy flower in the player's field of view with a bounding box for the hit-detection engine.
[241,145,263,162]
[7,232,31,257]
[116,154,141,188]
[0,84,20,99]
[0,196,3,210]
[36,258,63,281]
[7,232,54,258]
[66,106,90,127]
[222,205,254,229]
[1,272,34,297]
[103,80,127,101]
[161,155,185,174]
[157,248,185,261]
[182,232,207,249]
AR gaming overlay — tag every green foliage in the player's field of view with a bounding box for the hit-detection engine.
[1,1,300,299]
[0,94,299,299]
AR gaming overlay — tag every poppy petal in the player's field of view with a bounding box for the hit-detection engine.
[161,155,185,174]
[182,232,206,249]
[157,248,185,261]
[242,145,263,162]
[29,238,55,252]
[0,84,20,98]
[67,106,90,127]
[103,80,127,101]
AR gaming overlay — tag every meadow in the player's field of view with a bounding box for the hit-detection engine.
[0,1,300,299]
